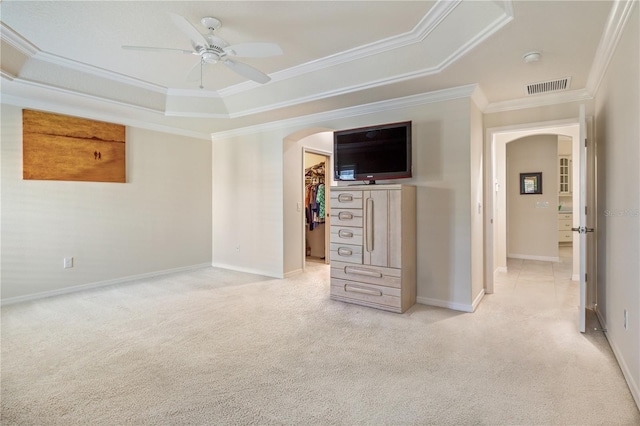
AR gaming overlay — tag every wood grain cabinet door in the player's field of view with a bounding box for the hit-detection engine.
[363,190,390,267]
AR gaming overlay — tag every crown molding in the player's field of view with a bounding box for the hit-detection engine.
[33,51,168,95]
[483,0,635,117]
[212,84,479,140]
[1,69,16,81]
[1,79,212,141]
[471,86,489,110]
[483,89,593,114]
[1,22,166,95]
[218,0,463,97]
[0,22,38,56]
[222,3,513,119]
[585,0,637,95]
[3,94,211,141]
[2,75,165,115]
[166,88,223,99]
[1,1,512,120]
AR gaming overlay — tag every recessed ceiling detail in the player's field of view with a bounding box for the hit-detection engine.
[525,77,571,96]
[0,1,629,137]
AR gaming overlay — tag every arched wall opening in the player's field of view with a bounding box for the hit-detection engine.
[283,128,334,277]
[486,120,580,294]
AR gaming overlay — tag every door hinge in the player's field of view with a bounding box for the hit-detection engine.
[585,273,588,282]
[585,206,588,215]
[585,138,588,147]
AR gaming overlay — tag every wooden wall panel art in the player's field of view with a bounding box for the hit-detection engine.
[22,109,126,182]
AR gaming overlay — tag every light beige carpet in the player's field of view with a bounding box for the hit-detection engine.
[2,262,639,425]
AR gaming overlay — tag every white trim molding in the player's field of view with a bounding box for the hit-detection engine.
[0,263,211,306]
[508,254,561,263]
[586,0,638,95]
[210,262,282,280]
[212,84,482,140]
[417,296,475,313]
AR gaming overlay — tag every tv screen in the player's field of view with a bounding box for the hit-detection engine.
[334,121,412,183]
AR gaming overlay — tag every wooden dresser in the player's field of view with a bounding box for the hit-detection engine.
[329,184,416,313]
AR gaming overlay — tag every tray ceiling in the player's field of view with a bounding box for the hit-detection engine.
[0,1,627,138]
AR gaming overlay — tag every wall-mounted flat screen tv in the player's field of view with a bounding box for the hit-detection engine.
[334,121,412,183]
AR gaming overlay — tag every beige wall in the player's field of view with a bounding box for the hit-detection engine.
[470,100,484,305]
[594,4,639,407]
[506,135,558,259]
[212,131,285,277]
[214,98,479,311]
[1,105,213,301]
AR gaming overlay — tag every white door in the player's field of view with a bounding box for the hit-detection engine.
[576,105,592,333]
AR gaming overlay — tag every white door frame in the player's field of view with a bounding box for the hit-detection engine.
[485,119,581,294]
[302,147,332,271]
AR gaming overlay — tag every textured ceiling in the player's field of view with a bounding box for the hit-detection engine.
[0,1,625,138]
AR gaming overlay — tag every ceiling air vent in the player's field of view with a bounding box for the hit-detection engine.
[525,77,571,95]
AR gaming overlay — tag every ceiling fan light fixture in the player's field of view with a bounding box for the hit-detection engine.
[202,51,219,64]
[523,51,542,63]
[201,17,222,32]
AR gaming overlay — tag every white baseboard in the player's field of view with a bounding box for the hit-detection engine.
[571,274,580,281]
[595,307,640,411]
[1,263,211,306]
[495,266,508,274]
[471,289,485,312]
[416,296,474,313]
[284,269,303,278]
[508,253,560,262]
[210,262,282,279]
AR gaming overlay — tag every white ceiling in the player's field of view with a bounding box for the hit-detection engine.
[0,1,628,139]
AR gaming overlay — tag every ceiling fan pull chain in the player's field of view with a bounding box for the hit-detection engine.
[199,59,204,89]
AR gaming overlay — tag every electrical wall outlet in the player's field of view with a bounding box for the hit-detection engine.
[63,257,73,269]
[623,309,629,330]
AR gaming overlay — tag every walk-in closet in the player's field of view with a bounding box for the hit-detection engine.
[304,152,328,263]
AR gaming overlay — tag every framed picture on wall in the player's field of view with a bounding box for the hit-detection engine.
[520,172,542,194]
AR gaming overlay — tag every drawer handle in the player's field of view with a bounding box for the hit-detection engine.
[338,193,354,202]
[338,229,353,238]
[345,267,382,278]
[337,247,353,256]
[338,211,354,220]
[366,198,374,252]
[344,284,382,297]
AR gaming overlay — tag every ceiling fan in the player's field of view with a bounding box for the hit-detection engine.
[122,14,283,87]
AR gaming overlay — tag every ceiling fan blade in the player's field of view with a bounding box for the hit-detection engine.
[122,45,195,55]
[168,13,208,48]
[224,42,283,58]
[186,59,205,82]
[223,59,271,84]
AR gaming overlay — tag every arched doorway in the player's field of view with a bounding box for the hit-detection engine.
[485,119,580,294]
[282,128,334,276]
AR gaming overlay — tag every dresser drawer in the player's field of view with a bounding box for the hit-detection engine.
[330,243,363,264]
[331,209,363,227]
[331,261,401,288]
[559,213,572,221]
[330,226,363,245]
[331,279,401,310]
[331,191,363,209]
[558,230,573,242]
[558,219,573,230]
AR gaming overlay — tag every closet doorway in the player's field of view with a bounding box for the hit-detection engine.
[303,149,330,267]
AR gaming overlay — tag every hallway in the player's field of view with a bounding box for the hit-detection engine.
[493,246,578,312]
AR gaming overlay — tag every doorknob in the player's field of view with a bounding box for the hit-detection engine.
[571,226,595,234]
